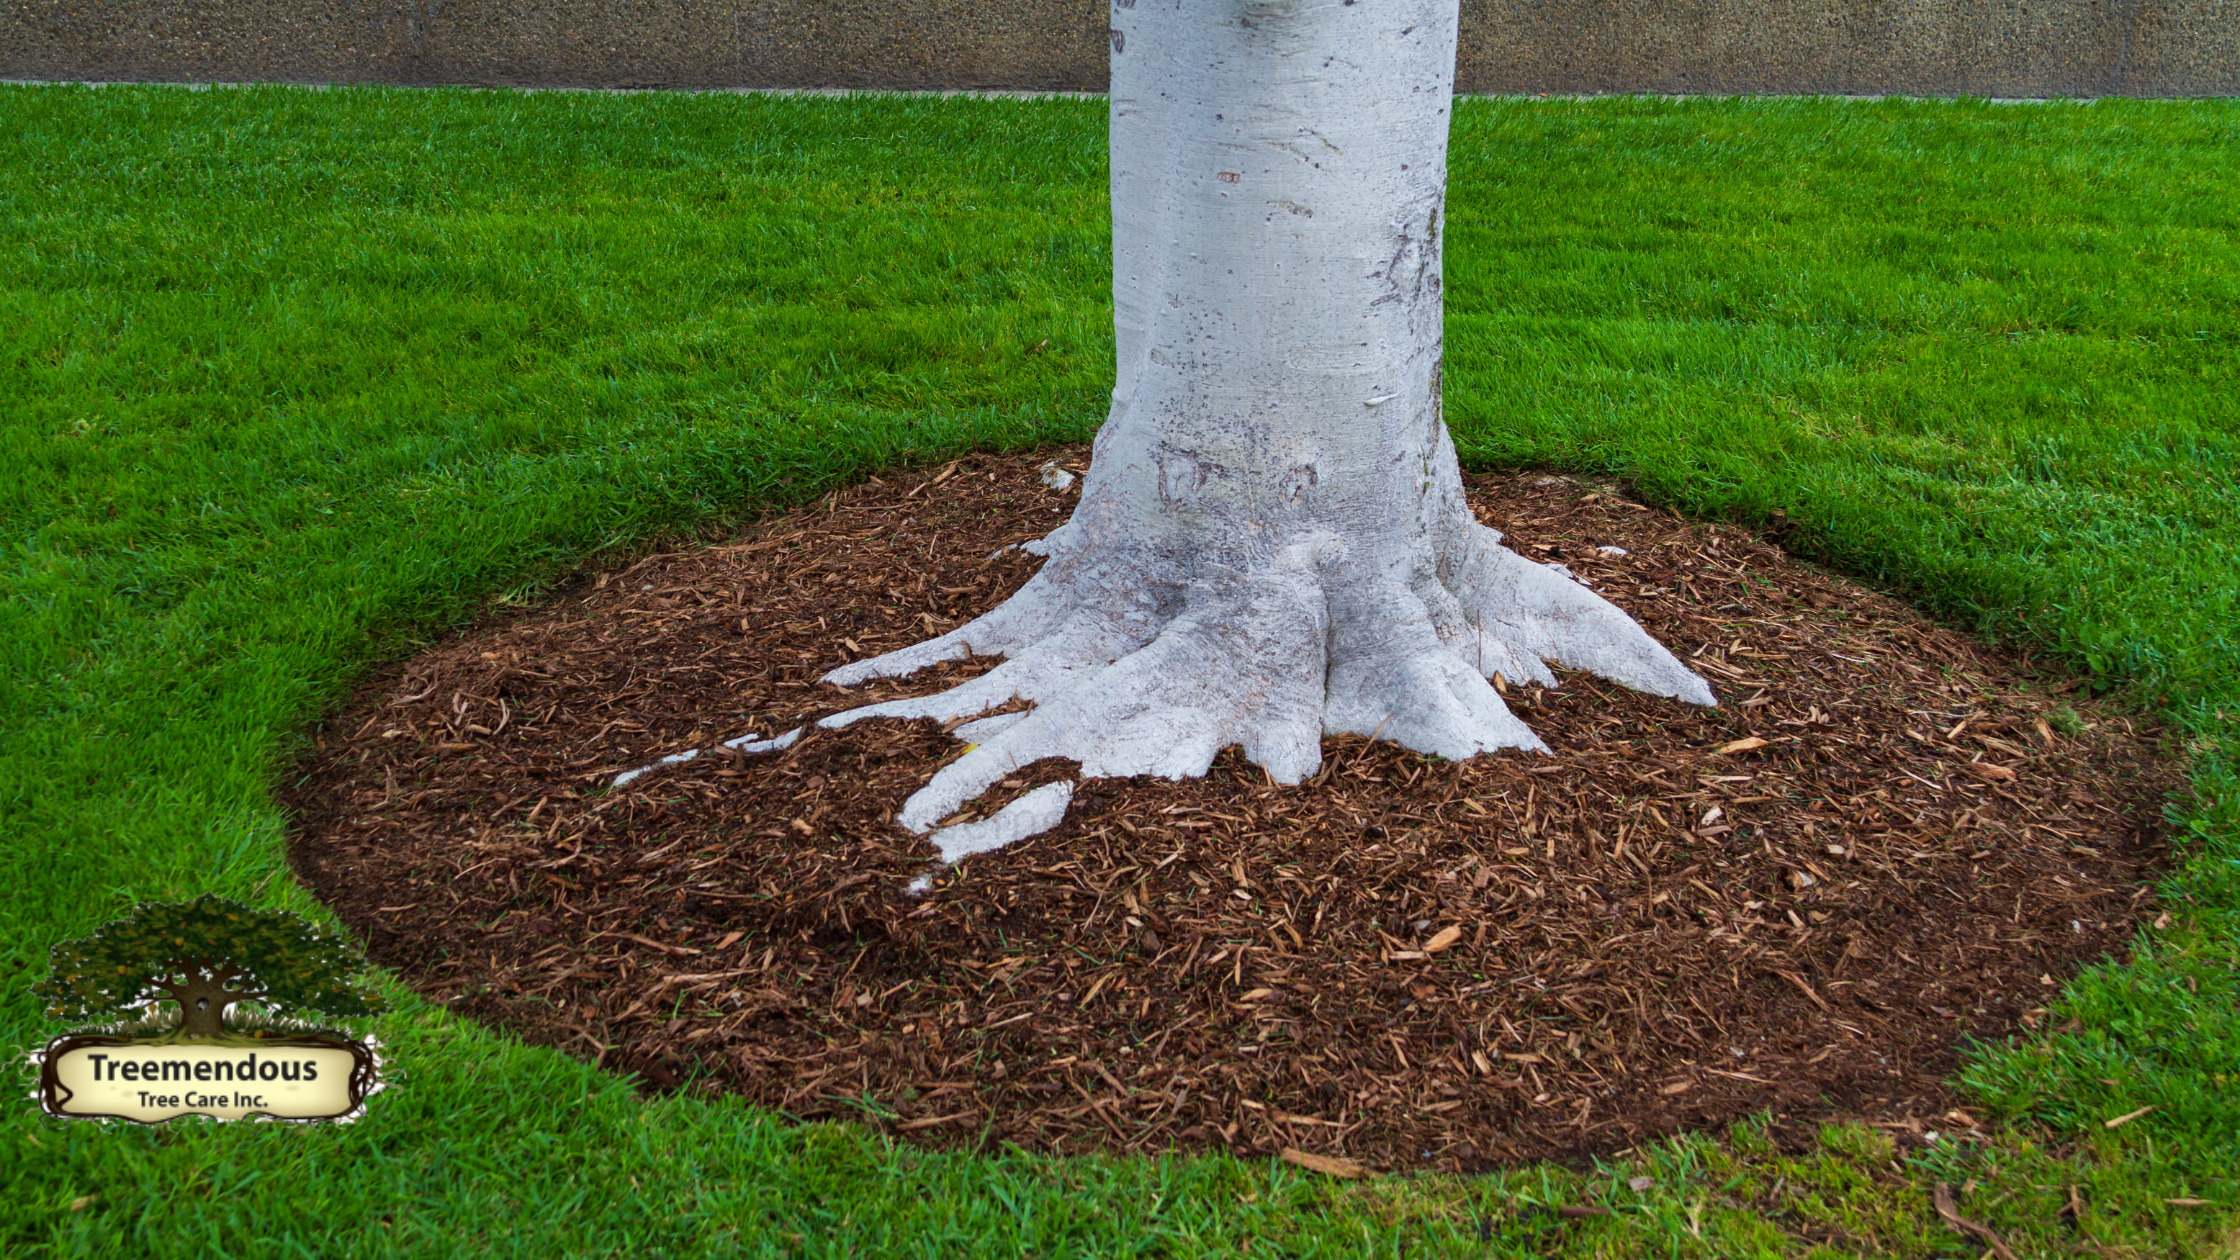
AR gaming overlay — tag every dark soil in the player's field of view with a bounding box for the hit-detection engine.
[283,448,2175,1173]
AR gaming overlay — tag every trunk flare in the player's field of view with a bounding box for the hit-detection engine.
[807,0,1713,861]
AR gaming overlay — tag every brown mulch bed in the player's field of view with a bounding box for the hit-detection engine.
[283,447,2175,1173]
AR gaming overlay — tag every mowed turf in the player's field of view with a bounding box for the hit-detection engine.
[2,83,2234,1257]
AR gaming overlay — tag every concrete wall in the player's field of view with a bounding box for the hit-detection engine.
[5,0,2235,96]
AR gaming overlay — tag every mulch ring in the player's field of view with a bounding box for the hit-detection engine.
[283,447,2177,1174]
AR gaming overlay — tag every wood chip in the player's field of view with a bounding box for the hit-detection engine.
[1932,1182,2018,1260]
[1280,1148,1369,1178]
[895,1111,977,1131]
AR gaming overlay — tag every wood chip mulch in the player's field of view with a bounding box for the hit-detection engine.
[283,447,2175,1173]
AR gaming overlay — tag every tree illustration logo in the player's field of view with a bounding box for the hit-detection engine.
[30,895,386,1124]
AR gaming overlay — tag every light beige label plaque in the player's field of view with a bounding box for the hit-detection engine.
[45,1041,364,1122]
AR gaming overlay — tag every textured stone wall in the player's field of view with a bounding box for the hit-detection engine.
[4,0,2234,96]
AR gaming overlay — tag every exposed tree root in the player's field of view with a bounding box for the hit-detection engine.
[813,515,1715,858]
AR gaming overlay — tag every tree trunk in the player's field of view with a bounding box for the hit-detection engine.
[167,972,247,1039]
[822,0,1711,846]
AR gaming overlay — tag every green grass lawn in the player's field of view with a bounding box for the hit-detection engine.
[2,83,2235,1257]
